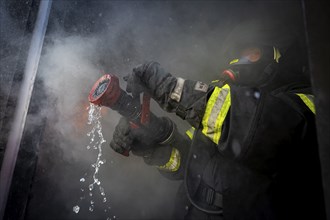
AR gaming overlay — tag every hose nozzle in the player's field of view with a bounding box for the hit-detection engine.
[88,74,122,107]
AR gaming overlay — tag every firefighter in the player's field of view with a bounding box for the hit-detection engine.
[110,43,325,219]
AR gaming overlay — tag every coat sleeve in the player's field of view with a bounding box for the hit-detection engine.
[139,121,192,180]
[138,61,214,128]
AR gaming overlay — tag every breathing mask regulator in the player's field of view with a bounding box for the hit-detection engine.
[221,45,282,86]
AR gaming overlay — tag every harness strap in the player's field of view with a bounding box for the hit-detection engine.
[195,181,223,209]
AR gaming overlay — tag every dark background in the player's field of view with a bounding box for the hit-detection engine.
[0,1,329,220]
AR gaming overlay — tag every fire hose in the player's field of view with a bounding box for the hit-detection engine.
[88,74,173,156]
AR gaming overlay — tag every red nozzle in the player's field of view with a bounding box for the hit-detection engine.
[88,74,122,107]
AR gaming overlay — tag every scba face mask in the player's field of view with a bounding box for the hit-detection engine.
[222,45,281,86]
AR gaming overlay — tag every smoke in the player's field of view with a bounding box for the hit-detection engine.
[0,2,32,143]
[0,0,305,219]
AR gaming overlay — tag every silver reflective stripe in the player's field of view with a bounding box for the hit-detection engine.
[170,77,185,102]
[206,88,229,141]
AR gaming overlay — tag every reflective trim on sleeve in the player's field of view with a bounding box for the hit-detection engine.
[170,77,185,102]
[273,46,282,63]
[157,147,181,172]
[296,93,316,114]
[185,127,195,140]
[201,84,231,144]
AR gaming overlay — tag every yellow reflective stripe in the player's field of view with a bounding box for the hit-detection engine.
[296,93,316,114]
[185,127,195,140]
[202,84,231,144]
[202,87,221,138]
[273,46,281,63]
[157,148,181,172]
[229,58,239,65]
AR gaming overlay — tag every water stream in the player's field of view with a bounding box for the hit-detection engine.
[73,104,116,220]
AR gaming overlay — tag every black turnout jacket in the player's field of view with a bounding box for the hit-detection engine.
[137,62,325,220]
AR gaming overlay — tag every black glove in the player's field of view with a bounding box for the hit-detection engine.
[125,61,177,102]
[110,116,175,157]
[110,117,153,155]
[110,116,191,178]
[125,63,149,98]
[109,117,134,155]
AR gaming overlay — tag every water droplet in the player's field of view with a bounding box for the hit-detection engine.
[89,192,93,197]
[89,184,94,191]
[100,186,105,196]
[91,200,94,204]
[80,178,85,182]
[113,216,116,219]
[193,154,197,159]
[73,205,80,213]
[103,197,107,202]
[197,174,201,178]
[185,205,189,210]
[89,205,94,212]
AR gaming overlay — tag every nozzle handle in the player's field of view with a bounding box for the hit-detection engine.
[89,74,156,157]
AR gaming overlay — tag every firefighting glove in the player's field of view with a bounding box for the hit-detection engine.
[110,117,173,166]
[125,61,177,104]
[125,61,209,128]
[110,117,152,155]
[110,117,134,154]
